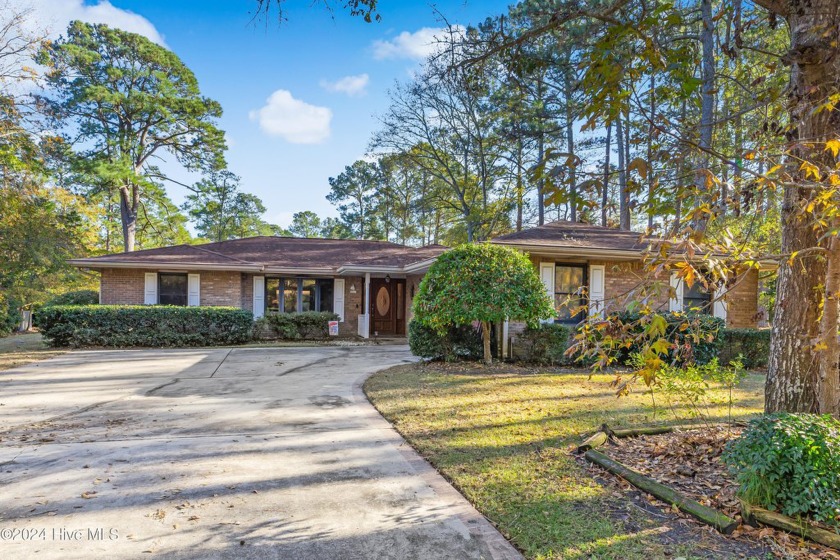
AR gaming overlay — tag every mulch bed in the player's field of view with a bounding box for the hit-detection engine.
[590,426,840,559]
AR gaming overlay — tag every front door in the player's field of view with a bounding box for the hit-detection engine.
[370,279,406,336]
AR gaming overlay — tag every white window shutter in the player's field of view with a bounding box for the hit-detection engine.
[144,273,158,305]
[188,274,200,307]
[713,287,728,323]
[539,262,555,323]
[589,264,606,318]
[669,273,684,312]
[333,278,345,322]
[253,276,265,319]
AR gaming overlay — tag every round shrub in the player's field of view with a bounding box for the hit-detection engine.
[43,290,99,307]
[723,413,840,526]
[412,243,554,364]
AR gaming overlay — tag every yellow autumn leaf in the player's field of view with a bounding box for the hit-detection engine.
[800,161,821,180]
[826,139,840,158]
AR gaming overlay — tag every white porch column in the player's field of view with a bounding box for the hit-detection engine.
[363,273,371,339]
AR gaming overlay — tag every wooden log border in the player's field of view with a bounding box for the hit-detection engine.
[584,449,739,534]
[741,501,840,551]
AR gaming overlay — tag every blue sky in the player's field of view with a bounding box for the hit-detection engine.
[26,0,512,228]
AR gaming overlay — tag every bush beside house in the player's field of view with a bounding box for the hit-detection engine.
[254,311,340,340]
[513,323,572,365]
[719,328,771,369]
[411,243,555,364]
[408,321,485,361]
[42,290,99,307]
[39,305,253,347]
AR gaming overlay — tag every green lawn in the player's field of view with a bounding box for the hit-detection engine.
[364,362,766,560]
[0,332,64,371]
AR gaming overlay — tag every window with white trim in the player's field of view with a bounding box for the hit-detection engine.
[158,273,188,306]
[554,264,588,323]
[265,278,334,314]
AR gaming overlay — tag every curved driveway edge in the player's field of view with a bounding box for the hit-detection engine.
[0,345,522,560]
[351,373,523,560]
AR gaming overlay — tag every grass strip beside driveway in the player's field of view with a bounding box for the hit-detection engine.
[0,332,64,372]
[364,362,766,560]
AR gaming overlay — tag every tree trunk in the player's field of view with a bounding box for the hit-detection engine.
[516,137,524,231]
[647,73,656,230]
[565,73,577,222]
[481,320,492,365]
[602,120,612,227]
[119,185,136,252]
[537,130,545,226]
[765,0,840,414]
[694,0,715,234]
[818,233,840,415]
[617,111,630,230]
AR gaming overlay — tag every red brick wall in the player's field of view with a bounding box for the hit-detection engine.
[726,268,759,328]
[198,271,242,307]
[241,274,254,313]
[405,274,424,324]
[100,269,244,308]
[590,260,671,314]
[339,276,364,337]
[99,268,147,305]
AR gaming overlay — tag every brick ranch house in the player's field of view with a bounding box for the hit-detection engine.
[68,221,764,342]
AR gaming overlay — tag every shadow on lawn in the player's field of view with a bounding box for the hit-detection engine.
[366,362,768,560]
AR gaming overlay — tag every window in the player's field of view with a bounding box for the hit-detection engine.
[265,278,334,314]
[317,279,334,313]
[683,281,712,314]
[554,265,587,323]
[158,273,187,306]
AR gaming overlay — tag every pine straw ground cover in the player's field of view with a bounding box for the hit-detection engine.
[604,427,840,559]
[364,361,768,559]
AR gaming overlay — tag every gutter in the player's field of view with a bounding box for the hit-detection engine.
[67,259,264,272]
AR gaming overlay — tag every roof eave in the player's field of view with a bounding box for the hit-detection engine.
[261,266,337,276]
[403,257,440,273]
[336,265,406,275]
[490,241,647,261]
[68,259,264,272]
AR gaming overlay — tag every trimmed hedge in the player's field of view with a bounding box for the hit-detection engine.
[38,305,253,348]
[256,311,340,340]
[515,323,572,365]
[611,311,725,366]
[720,328,771,369]
[408,320,485,361]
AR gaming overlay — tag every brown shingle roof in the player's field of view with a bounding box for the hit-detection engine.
[70,236,449,272]
[492,221,657,253]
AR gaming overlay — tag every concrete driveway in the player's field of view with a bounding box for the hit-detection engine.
[0,346,520,560]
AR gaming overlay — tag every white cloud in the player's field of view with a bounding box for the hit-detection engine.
[20,0,165,45]
[319,73,369,97]
[249,90,332,144]
[371,26,464,61]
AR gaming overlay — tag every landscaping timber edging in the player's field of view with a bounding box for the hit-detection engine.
[741,500,840,550]
[584,449,740,535]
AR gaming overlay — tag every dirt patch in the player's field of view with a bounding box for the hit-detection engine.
[590,428,840,559]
